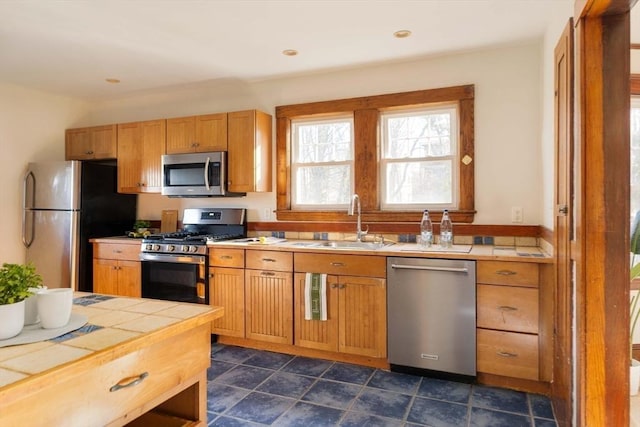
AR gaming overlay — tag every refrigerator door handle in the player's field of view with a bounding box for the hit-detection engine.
[22,171,35,248]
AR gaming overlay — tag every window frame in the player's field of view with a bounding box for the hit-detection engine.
[275,85,475,223]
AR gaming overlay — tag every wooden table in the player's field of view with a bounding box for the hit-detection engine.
[0,293,223,426]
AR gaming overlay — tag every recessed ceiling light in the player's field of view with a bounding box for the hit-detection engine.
[105,78,120,84]
[393,30,412,39]
[282,49,298,56]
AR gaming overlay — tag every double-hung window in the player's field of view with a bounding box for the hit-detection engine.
[381,105,458,210]
[291,115,354,209]
[275,85,475,222]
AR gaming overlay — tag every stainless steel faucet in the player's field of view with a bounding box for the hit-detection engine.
[348,194,368,242]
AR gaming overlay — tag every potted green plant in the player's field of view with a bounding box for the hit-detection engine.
[133,219,151,233]
[0,263,43,340]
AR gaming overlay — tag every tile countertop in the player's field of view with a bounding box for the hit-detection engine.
[0,293,223,390]
[208,239,552,264]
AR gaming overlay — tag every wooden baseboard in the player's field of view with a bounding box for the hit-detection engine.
[476,372,551,395]
[216,336,389,370]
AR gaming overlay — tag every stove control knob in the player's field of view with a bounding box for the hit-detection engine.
[145,244,153,251]
[167,245,175,252]
[182,245,190,252]
[191,246,199,253]
[153,244,160,251]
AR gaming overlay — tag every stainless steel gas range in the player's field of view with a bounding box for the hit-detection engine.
[139,207,246,304]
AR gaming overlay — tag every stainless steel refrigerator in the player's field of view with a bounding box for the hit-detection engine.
[22,161,137,291]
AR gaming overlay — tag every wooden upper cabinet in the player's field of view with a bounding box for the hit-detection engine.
[227,110,272,193]
[117,119,166,193]
[65,125,117,160]
[166,113,228,154]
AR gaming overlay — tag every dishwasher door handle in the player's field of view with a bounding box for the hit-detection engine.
[390,264,469,273]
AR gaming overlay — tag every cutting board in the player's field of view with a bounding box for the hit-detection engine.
[160,210,178,233]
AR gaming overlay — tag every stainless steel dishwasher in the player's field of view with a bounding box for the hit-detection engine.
[387,257,476,378]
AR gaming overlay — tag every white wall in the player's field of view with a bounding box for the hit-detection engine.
[540,3,577,230]
[0,83,88,264]
[84,43,545,226]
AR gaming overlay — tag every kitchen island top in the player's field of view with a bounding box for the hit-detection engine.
[0,292,223,426]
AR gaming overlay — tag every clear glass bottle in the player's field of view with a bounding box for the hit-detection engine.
[420,210,433,248]
[440,209,453,248]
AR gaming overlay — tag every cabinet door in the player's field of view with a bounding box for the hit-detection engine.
[245,269,292,344]
[117,122,143,193]
[195,113,227,152]
[210,267,245,337]
[166,116,196,154]
[227,110,272,193]
[65,128,93,160]
[140,119,166,193]
[338,276,387,358]
[117,260,141,298]
[90,125,117,159]
[93,258,119,296]
[294,273,339,352]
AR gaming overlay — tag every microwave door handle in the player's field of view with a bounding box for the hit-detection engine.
[204,157,211,191]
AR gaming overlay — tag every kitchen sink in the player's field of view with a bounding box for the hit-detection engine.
[288,240,394,250]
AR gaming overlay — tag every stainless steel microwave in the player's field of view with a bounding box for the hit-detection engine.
[161,152,243,197]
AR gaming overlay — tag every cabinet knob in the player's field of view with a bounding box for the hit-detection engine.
[260,271,276,276]
[330,262,345,267]
[262,258,277,263]
[331,284,339,289]
[86,150,94,155]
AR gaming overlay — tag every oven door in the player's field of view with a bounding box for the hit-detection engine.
[141,253,208,304]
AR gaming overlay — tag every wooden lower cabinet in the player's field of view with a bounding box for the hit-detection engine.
[293,253,387,359]
[209,266,245,337]
[92,241,141,297]
[245,269,293,344]
[476,260,547,385]
[294,274,386,358]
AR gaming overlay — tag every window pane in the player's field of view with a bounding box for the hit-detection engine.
[385,112,452,159]
[385,160,452,204]
[631,101,640,221]
[295,121,352,163]
[295,165,351,205]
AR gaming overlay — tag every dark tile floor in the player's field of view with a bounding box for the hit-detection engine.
[207,344,557,427]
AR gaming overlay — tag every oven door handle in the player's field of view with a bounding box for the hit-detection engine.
[140,253,205,265]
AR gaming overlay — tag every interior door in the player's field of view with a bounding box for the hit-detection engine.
[552,19,574,427]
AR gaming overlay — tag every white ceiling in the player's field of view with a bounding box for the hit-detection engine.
[0,0,578,100]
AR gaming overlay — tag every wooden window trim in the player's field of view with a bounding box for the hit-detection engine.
[275,85,476,223]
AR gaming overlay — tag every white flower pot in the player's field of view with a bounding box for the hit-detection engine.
[0,300,25,340]
[631,359,640,396]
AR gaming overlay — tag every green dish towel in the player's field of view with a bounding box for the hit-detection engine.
[304,273,327,321]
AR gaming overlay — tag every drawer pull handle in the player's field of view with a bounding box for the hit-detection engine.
[330,262,345,267]
[261,271,275,276]
[498,305,518,311]
[495,270,517,276]
[220,255,232,260]
[114,250,122,253]
[110,372,149,392]
[497,351,518,358]
[262,258,277,262]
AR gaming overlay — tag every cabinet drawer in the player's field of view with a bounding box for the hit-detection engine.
[294,253,385,277]
[94,242,140,261]
[477,261,538,288]
[477,328,539,380]
[246,250,292,272]
[477,284,538,334]
[1,324,210,427]
[210,248,245,268]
